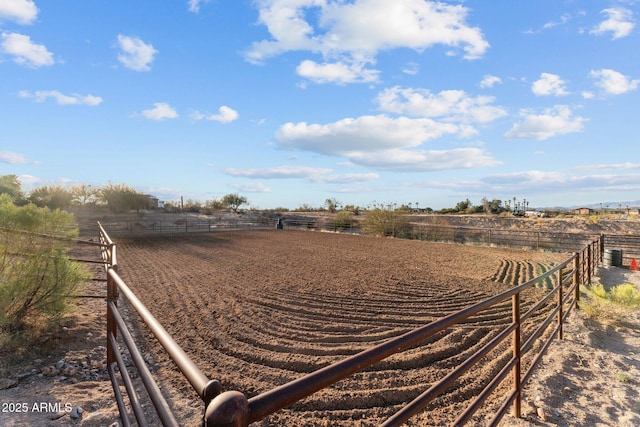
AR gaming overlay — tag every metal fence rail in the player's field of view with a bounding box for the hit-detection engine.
[98,223,605,426]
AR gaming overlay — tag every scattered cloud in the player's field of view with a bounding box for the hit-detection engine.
[504,105,586,140]
[223,165,378,184]
[531,73,569,96]
[274,115,500,171]
[138,102,178,121]
[0,0,38,25]
[590,7,635,39]
[116,34,158,72]
[245,0,489,84]
[18,90,103,106]
[17,174,41,188]
[191,106,239,123]
[573,162,640,171]
[402,62,419,76]
[347,147,500,171]
[296,59,380,85]
[589,68,639,95]
[230,182,272,193]
[376,86,507,124]
[0,150,29,164]
[480,75,502,89]
[543,13,571,30]
[0,32,53,67]
[187,0,210,13]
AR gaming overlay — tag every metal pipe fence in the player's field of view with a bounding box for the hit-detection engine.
[98,222,605,426]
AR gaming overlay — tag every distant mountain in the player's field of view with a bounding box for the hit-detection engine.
[536,201,640,211]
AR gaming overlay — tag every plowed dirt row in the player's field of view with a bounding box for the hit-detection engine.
[115,230,567,426]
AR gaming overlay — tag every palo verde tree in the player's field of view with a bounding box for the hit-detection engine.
[29,185,74,210]
[362,202,410,238]
[222,193,248,213]
[0,174,25,204]
[0,194,89,335]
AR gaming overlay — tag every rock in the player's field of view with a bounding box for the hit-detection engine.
[83,412,106,423]
[55,360,65,370]
[70,406,84,419]
[0,378,18,390]
[33,358,44,365]
[537,407,547,421]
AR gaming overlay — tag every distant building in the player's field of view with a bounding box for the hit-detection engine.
[573,208,593,215]
[144,194,159,209]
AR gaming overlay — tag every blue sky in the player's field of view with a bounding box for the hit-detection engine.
[1,0,639,210]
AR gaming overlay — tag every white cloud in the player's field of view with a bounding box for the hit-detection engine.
[187,0,210,13]
[276,115,460,156]
[348,147,500,171]
[224,165,379,184]
[17,174,41,188]
[18,90,103,106]
[274,115,499,171]
[590,7,635,39]
[190,106,239,123]
[230,182,272,193]
[402,62,419,76]
[139,102,178,121]
[480,75,502,89]
[0,0,38,24]
[246,0,489,84]
[0,32,53,67]
[542,13,571,30]
[531,73,569,96]
[589,68,639,95]
[376,86,507,124]
[296,59,380,84]
[504,105,586,141]
[116,34,158,72]
[224,165,333,179]
[0,151,28,164]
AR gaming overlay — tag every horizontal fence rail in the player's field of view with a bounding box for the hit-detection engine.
[98,223,608,426]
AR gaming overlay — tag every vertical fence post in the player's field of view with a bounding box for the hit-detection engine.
[512,292,521,418]
[106,243,118,365]
[600,234,605,264]
[573,253,580,309]
[557,267,563,340]
[586,244,592,285]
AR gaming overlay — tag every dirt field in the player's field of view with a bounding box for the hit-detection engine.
[5,228,638,426]
[109,230,565,426]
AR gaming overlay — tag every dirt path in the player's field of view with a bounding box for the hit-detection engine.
[1,230,637,426]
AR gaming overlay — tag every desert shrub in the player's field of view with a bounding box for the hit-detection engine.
[581,283,640,322]
[0,195,89,335]
[331,211,355,231]
[362,204,410,238]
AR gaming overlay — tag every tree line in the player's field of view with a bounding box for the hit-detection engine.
[0,175,248,214]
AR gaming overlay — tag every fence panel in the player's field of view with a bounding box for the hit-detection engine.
[98,223,608,426]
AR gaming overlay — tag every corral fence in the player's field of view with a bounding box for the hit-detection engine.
[98,222,609,426]
[93,216,276,236]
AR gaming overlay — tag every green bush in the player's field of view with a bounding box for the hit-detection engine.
[362,204,410,238]
[331,210,355,231]
[0,194,89,334]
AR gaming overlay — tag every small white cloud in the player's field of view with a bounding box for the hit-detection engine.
[139,102,178,121]
[590,7,635,39]
[18,90,102,106]
[187,0,210,13]
[116,34,158,72]
[479,75,502,89]
[589,68,639,95]
[224,166,333,180]
[208,106,239,123]
[0,0,38,25]
[504,105,586,141]
[531,73,569,96]
[231,182,272,193]
[376,86,507,124]
[348,147,500,171]
[191,106,239,123]
[581,91,594,99]
[17,174,41,188]
[0,150,28,164]
[1,32,53,67]
[542,14,571,30]
[402,62,419,76]
[296,59,380,85]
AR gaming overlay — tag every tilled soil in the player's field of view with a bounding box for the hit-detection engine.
[112,230,567,426]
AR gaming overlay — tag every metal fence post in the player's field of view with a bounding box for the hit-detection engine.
[573,253,580,308]
[106,243,118,365]
[512,293,521,418]
[557,267,563,340]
